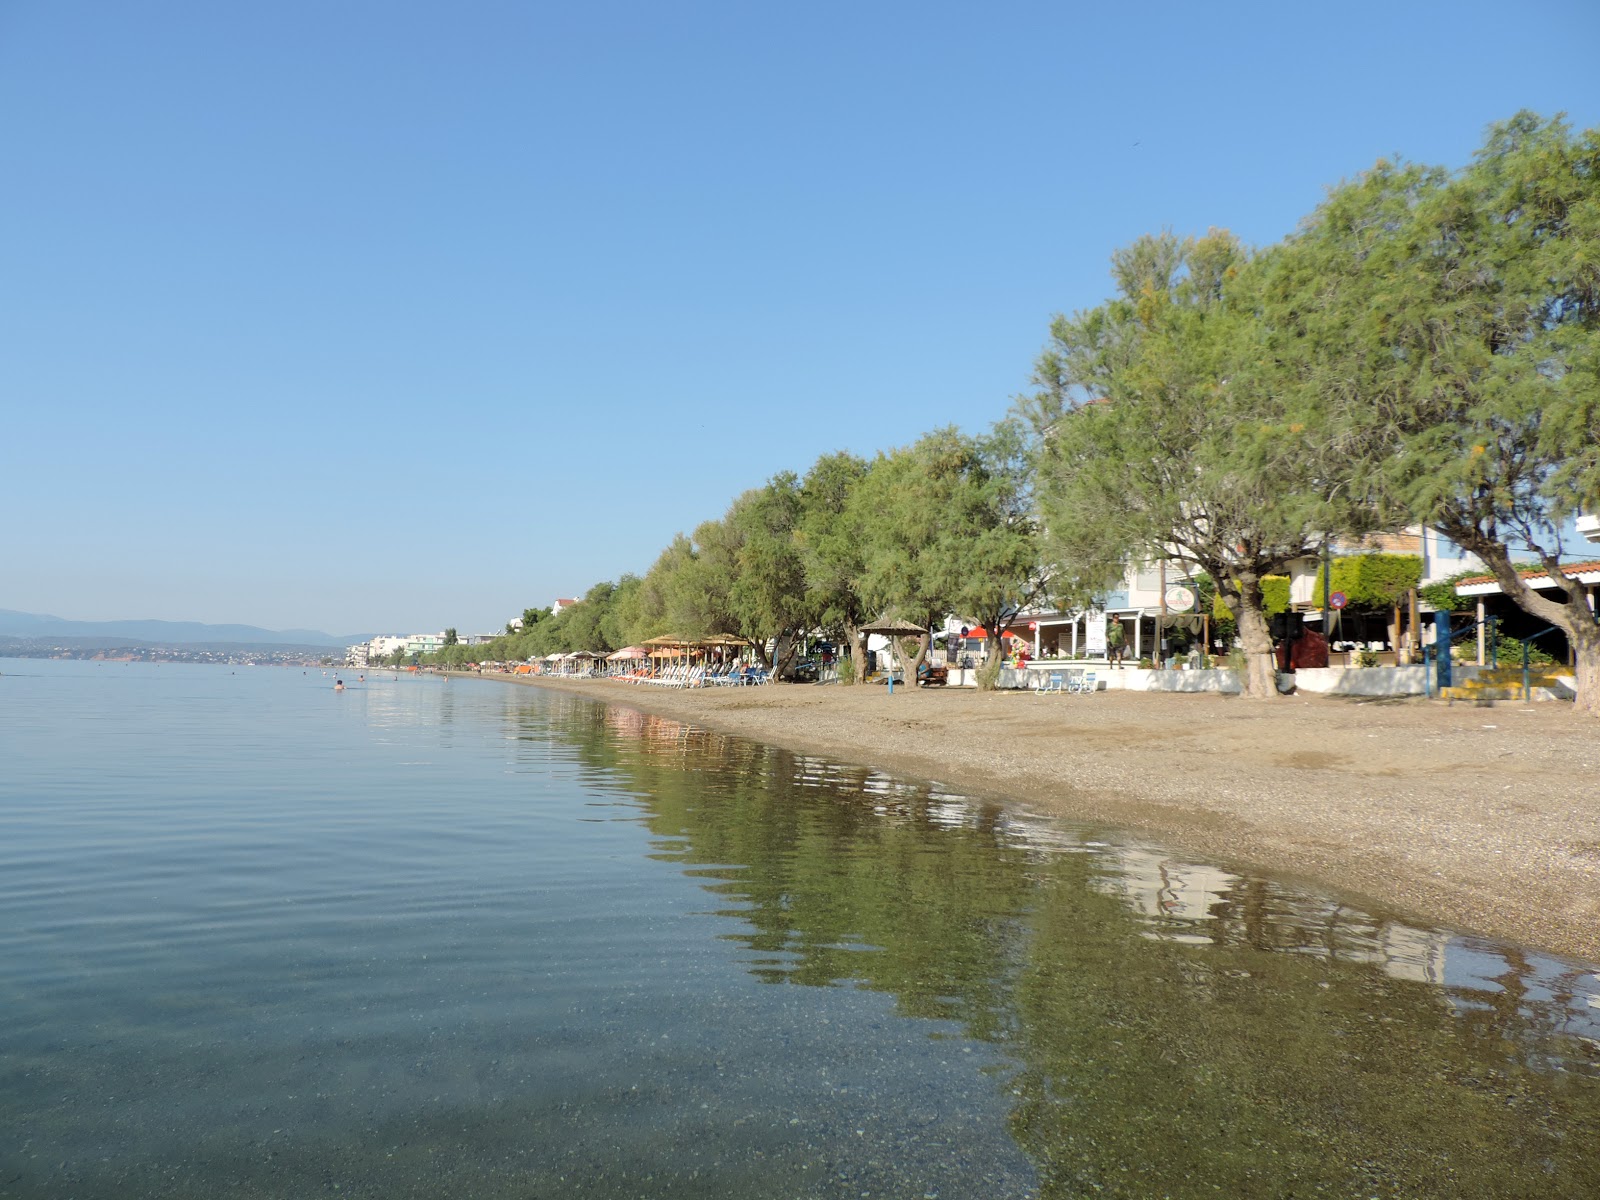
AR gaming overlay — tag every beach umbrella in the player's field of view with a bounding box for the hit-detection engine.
[859,615,928,638]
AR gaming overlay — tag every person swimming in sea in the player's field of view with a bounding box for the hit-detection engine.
[334,678,345,692]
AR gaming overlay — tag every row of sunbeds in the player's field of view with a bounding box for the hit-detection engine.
[607,662,771,689]
[1033,668,1100,694]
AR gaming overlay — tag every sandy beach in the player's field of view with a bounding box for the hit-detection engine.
[451,671,1600,963]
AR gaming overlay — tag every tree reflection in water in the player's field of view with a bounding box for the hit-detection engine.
[518,695,1600,1197]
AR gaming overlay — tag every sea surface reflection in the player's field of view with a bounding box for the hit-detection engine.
[2,662,1597,1198]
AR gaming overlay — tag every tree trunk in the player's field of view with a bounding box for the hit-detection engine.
[1225,575,1281,700]
[1450,536,1600,716]
[844,623,869,685]
[1574,623,1600,717]
[894,633,929,680]
[761,630,787,678]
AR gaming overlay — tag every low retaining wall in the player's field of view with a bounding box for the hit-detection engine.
[1103,668,1242,694]
[1292,665,1429,697]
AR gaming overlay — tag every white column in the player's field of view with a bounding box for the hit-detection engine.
[1133,614,1142,661]
[1476,598,1486,666]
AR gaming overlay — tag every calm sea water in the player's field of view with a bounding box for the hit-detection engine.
[2,659,1598,1198]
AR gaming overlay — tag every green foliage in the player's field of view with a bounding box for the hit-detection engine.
[1216,576,1290,617]
[1312,554,1423,612]
[1028,229,1360,696]
[1278,112,1600,696]
[1419,568,1477,613]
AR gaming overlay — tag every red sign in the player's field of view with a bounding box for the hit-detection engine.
[1028,621,1038,631]
[1329,591,1348,610]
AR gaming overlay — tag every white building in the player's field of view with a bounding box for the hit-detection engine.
[366,635,412,661]
[405,633,447,656]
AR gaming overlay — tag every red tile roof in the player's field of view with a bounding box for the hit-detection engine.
[1454,561,1600,587]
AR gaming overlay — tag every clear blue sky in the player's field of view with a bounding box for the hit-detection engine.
[3,1,1596,636]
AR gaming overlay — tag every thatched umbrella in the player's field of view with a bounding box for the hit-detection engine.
[858,616,928,638]
[859,614,932,687]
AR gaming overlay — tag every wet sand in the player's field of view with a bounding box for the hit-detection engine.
[451,671,1600,963]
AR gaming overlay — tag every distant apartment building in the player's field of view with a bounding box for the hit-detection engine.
[405,633,447,656]
[352,635,415,663]
[1578,513,1600,544]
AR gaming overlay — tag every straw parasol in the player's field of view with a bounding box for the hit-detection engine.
[859,614,929,638]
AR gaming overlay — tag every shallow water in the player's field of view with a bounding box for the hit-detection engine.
[2,660,1597,1198]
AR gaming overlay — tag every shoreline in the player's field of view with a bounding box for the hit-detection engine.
[447,670,1600,964]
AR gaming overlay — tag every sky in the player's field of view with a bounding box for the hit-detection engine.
[3,1,1597,637]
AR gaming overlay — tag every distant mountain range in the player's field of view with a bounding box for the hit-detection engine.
[0,608,366,648]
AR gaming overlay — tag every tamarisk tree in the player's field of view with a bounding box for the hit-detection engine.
[1029,230,1357,699]
[1283,113,1600,713]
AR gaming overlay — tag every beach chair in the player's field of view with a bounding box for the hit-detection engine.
[1069,670,1099,695]
[1033,671,1065,694]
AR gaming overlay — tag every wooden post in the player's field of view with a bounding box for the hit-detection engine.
[1409,588,1421,666]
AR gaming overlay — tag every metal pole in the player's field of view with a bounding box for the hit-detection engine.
[1523,641,1530,702]
[1158,560,1168,669]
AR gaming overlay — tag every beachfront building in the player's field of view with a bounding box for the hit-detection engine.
[405,633,447,657]
[550,598,580,617]
[1024,525,1484,670]
[1023,558,1207,668]
[364,635,412,661]
[1452,560,1599,667]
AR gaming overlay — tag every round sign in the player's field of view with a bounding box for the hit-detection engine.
[1028,621,1038,631]
[1329,591,1348,610]
[1164,585,1196,612]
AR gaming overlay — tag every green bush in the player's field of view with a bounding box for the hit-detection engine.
[1212,576,1289,618]
[1419,568,1477,613]
[1314,553,1423,611]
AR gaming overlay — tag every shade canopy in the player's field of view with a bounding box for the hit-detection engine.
[608,646,648,660]
[961,626,1023,641]
[859,615,929,637]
